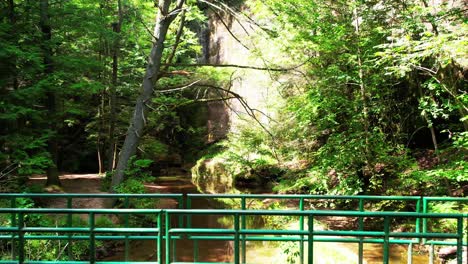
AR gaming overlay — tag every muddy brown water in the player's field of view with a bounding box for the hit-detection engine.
[102,176,436,264]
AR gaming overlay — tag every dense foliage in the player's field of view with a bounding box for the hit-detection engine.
[0,0,466,198]
[196,0,467,197]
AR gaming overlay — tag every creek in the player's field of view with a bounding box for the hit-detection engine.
[105,175,437,263]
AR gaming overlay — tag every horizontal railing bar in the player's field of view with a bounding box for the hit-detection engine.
[0,208,163,214]
[0,208,465,218]
[1,193,464,202]
[172,262,230,264]
[94,227,159,233]
[24,260,89,264]
[168,228,459,239]
[1,262,166,264]
[0,235,162,240]
[0,193,182,198]
[19,227,159,233]
[1,261,227,264]
[166,209,467,218]
[183,235,417,244]
[3,234,463,246]
[423,197,468,202]
[187,194,423,200]
[170,228,236,234]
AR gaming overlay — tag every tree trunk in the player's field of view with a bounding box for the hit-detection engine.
[41,0,61,186]
[107,0,123,172]
[110,0,185,191]
[97,98,105,174]
[8,0,18,91]
[353,4,371,192]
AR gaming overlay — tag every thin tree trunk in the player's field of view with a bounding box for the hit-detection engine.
[8,0,18,91]
[353,5,371,192]
[107,0,123,172]
[97,98,105,174]
[41,0,60,186]
[416,82,439,155]
[110,0,185,191]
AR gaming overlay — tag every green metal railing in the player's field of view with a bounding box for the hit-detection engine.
[166,209,467,264]
[0,208,163,264]
[0,194,183,263]
[186,194,424,264]
[0,193,466,264]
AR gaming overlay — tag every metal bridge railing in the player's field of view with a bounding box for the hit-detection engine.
[166,209,467,264]
[0,194,466,264]
[0,193,183,262]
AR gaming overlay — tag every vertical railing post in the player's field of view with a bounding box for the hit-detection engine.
[165,211,171,264]
[307,213,314,264]
[383,216,390,264]
[17,211,24,264]
[178,195,184,227]
[234,213,240,264]
[67,197,73,260]
[415,197,421,244]
[124,197,130,261]
[89,212,95,264]
[186,196,192,229]
[241,197,246,264]
[407,242,412,264]
[422,197,428,244]
[157,211,163,264]
[358,198,364,264]
[456,217,463,264]
[10,198,16,260]
[429,243,434,264]
[174,196,183,261]
[193,239,199,262]
[177,193,184,261]
[299,198,304,264]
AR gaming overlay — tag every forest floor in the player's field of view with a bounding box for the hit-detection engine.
[27,173,194,209]
[28,174,107,208]
[27,173,354,228]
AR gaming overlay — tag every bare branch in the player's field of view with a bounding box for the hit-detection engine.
[197,84,276,138]
[165,9,187,67]
[156,80,202,93]
[163,62,307,72]
[138,17,159,42]
[211,8,250,51]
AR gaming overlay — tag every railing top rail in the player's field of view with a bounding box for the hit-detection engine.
[186,194,464,201]
[423,197,468,202]
[0,208,163,214]
[0,193,183,198]
[166,209,467,218]
[0,208,465,217]
[0,193,465,202]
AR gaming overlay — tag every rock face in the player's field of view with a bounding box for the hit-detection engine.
[191,4,284,193]
[206,101,230,143]
[191,158,234,193]
[198,8,278,142]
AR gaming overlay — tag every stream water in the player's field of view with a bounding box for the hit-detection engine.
[104,175,436,263]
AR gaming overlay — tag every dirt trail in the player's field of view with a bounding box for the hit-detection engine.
[28,174,108,208]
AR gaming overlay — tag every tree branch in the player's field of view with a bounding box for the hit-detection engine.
[165,9,186,67]
[163,62,306,72]
[211,8,250,50]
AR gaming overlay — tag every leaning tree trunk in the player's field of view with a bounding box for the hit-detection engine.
[110,0,185,191]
